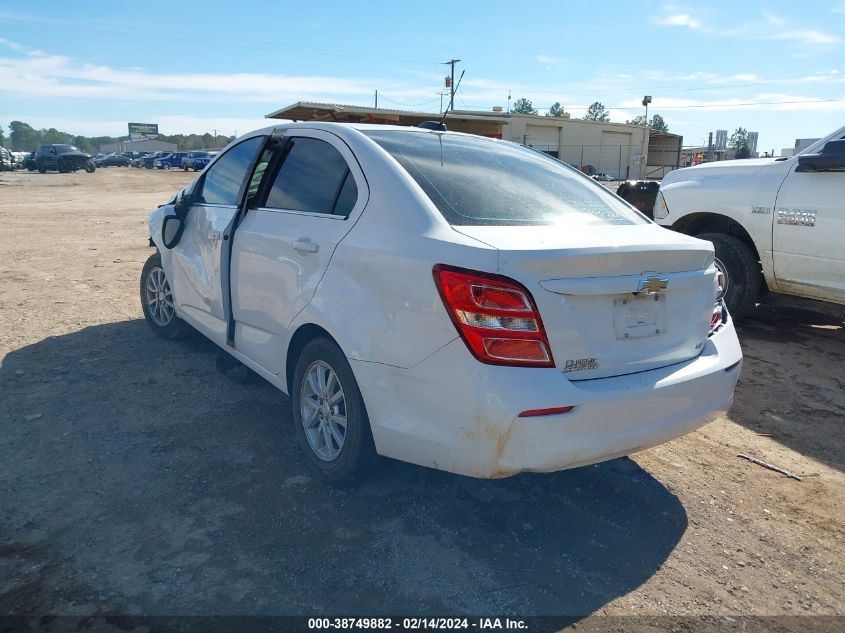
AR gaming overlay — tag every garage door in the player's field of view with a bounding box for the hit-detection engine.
[525,125,560,156]
[600,131,632,179]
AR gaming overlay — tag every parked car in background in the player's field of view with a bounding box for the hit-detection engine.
[22,153,37,171]
[95,153,131,167]
[11,151,29,170]
[591,172,614,182]
[655,125,845,318]
[153,152,189,169]
[181,150,213,171]
[0,146,12,171]
[130,153,150,168]
[142,123,741,483]
[34,144,95,173]
[141,152,167,169]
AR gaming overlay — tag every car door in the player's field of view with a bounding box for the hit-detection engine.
[772,158,845,303]
[168,135,267,345]
[230,129,368,375]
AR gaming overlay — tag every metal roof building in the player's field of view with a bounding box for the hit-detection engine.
[266,102,682,180]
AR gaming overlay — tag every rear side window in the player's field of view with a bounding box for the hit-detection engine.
[265,137,357,216]
[366,131,646,227]
[198,136,265,206]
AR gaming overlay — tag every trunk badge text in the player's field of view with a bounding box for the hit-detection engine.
[564,358,600,373]
[636,277,669,294]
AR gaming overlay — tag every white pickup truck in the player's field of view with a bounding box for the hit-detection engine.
[654,126,845,318]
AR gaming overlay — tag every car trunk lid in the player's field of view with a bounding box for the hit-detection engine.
[453,224,718,380]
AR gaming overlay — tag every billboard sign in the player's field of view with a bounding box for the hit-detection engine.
[128,122,159,141]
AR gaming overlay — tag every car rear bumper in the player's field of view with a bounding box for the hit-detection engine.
[352,318,742,478]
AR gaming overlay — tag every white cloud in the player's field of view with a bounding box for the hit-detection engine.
[655,12,703,29]
[0,48,441,105]
[766,29,840,46]
[0,36,26,52]
[535,54,564,69]
[761,10,786,28]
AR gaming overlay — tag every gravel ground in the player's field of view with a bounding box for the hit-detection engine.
[0,168,843,628]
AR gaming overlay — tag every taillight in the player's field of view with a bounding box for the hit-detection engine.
[709,301,727,336]
[433,264,554,367]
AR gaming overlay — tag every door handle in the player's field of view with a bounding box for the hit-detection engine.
[293,239,319,253]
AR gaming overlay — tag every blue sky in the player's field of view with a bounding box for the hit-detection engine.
[1,1,844,151]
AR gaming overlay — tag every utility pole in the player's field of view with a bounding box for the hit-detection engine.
[213,129,218,147]
[442,58,461,112]
[374,90,378,109]
[437,91,449,114]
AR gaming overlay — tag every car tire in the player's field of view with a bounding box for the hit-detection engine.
[697,232,761,320]
[140,252,192,340]
[85,160,96,173]
[38,166,46,174]
[291,337,377,484]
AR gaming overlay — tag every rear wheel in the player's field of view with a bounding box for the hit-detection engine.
[140,252,191,339]
[291,337,376,484]
[697,232,761,319]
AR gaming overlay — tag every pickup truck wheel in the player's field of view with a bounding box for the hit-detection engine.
[291,337,376,484]
[697,232,761,319]
[140,252,191,340]
[37,166,46,174]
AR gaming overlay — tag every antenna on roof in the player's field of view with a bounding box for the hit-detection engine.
[439,70,465,128]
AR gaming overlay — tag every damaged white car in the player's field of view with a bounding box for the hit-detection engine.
[142,123,742,482]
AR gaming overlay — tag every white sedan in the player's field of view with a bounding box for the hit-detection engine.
[142,123,742,483]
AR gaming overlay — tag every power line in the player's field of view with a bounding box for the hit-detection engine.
[529,98,845,112]
[376,94,443,108]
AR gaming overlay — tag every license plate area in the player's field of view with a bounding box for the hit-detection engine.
[613,294,665,340]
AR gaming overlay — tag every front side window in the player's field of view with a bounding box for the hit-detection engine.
[198,136,265,206]
[265,137,357,216]
[366,130,646,227]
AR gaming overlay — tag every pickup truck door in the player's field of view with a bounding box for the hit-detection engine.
[230,129,368,376]
[773,162,845,303]
[168,135,267,345]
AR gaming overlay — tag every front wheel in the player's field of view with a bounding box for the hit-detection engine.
[140,252,191,339]
[291,338,376,484]
[697,232,761,320]
[85,160,96,173]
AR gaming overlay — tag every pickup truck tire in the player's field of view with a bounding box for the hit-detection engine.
[697,232,761,319]
[140,252,192,340]
[291,337,377,485]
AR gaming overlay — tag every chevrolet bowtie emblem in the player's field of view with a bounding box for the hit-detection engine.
[637,277,669,294]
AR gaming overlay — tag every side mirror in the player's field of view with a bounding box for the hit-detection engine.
[797,139,845,172]
[162,215,184,249]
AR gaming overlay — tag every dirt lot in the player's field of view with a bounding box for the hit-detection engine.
[1,168,843,627]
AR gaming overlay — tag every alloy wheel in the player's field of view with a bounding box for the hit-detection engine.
[145,266,175,326]
[300,360,347,461]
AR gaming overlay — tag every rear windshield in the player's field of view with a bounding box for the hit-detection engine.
[365,130,645,227]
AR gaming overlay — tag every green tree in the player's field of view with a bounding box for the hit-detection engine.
[73,136,94,153]
[41,128,74,145]
[511,97,538,115]
[625,114,669,132]
[9,121,41,151]
[649,114,669,132]
[583,101,610,122]
[0,124,6,147]
[729,127,752,159]
[546,102,565,117]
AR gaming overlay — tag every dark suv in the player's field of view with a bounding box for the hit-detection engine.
[34,144,96,173]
